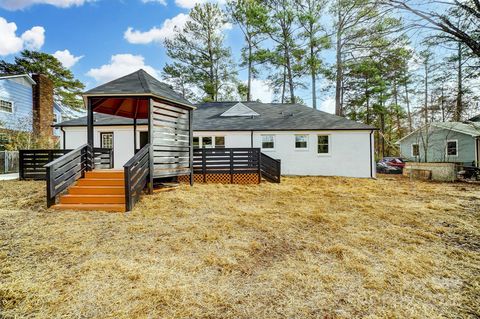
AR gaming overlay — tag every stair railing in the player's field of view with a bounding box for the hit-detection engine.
[260,152,281,183]
[124,143,150,211]
[44,144,92,207]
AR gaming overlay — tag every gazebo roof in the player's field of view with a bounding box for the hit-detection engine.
[84,69,194,109]
[83,69,194,119]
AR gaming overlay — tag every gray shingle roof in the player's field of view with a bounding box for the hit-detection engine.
[55,101,376,131]
[193,102,376,131]
[83,69,194,108]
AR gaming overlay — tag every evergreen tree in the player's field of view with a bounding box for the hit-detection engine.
[226,0,268,101]
[163,3,236,102]
[295,0,330,109]
[0,50,85,109]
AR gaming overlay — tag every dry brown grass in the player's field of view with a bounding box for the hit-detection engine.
[0,176,479,318]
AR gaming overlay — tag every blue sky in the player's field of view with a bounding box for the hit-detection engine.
[0,0,339,112]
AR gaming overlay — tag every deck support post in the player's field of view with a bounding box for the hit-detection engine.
[148,98,154,194]
[189,109,194,186]
[86,97,94,171]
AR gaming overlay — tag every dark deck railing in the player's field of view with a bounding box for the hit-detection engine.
[260,153,281,183]
[19,148,113,180]
[193,148,261,182]
[44,144,92,207]
[124,143,150,211]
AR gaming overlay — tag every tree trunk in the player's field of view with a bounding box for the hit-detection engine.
[404,78,412,132]
[455,42,463,121]
[285,46,295,103]
[281,66,286,104]
[247,42,252,102]
[424,61,429,125]
[335,18,343,116]
[311,42,317,109]
[393,79,402,138]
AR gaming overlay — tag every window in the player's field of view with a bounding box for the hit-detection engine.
[317,135,330,154]
[295,135,308,149]
[193,137,200,148]
[215,136,225,148]
[0,100,13,113]
[202,136,213,148]
[412,144,419,157]
[446,140,458,156]
[262,135,275,149]
[100,132,113,149]
[139,132,149,149]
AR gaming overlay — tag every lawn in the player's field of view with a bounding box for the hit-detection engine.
[0,176,479,318]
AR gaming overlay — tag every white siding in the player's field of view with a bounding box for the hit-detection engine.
[62,127,375,177]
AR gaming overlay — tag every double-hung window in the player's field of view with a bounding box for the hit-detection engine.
[446,140,458,156]
[193,136,225,148]
[262,135,275,150]
[317,135,330,154]
[295,134,308,150]
[0,100,13,113]
[412,143,419,157]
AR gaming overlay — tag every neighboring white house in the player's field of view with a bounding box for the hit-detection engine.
[54,101,377,178]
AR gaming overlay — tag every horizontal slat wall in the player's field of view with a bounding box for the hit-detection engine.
[151,100,192,178]
[19,148,113,180]
[193,148,261,175]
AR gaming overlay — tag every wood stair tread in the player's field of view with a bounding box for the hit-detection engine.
[51,203,125,212]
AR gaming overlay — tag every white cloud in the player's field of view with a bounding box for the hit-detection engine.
[21,26,45,50]
[141,0,166,5]
[175,0,225,9]
[86,54,159,84]
[0,17,45,56]
[53,49,83,68]
[124,13,189,44]
[0,0,91,10]
[320,97,335,114]
[250,79,273,103]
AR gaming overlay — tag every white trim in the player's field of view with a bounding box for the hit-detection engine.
[0,99,14,114]
[294,134,309,151]
[317,134,331,156]
[445,139,458,157]
[0,74,36,85]
[261,134,275,151]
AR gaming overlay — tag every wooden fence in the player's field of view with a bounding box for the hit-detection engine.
[19,148,113,180]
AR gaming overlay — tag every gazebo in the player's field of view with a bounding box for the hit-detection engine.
[44,69,195,211]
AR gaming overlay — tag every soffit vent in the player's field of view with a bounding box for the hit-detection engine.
[220,102,259,117]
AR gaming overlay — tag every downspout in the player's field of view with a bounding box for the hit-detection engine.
[475,137,479,167]
[251,130,253,148]
[370,130,375,179]
[61,127,66,149]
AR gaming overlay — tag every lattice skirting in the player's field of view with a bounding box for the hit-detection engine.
[177,173,260,184]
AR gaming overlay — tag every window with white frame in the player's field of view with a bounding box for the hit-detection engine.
[412,143,419,157]
[262,135,275,149]
[317,135,330,154]
[295,134,308,149]
[215,136,225,148]
[446,140,458,156]
[100,132,114,149]
[193,136,225,148]
[0,100,13,113]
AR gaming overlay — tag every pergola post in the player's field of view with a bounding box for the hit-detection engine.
[133,117,137,154]
[148,98,154,194]
[86,97,94,171]
[189,109,194,186]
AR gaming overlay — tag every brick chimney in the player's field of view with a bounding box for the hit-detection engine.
[32,74,54,139]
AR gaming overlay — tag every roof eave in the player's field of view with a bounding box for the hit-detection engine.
[0,74,36,85]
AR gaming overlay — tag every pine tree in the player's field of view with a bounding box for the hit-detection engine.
[226,0,268,101]
[163,3,236,102]
[295,0,330,109]
[0,50,85,109]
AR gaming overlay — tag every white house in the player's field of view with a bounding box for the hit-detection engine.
[54,101,377,178]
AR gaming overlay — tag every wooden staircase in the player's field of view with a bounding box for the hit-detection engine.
[51,170,126,212]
